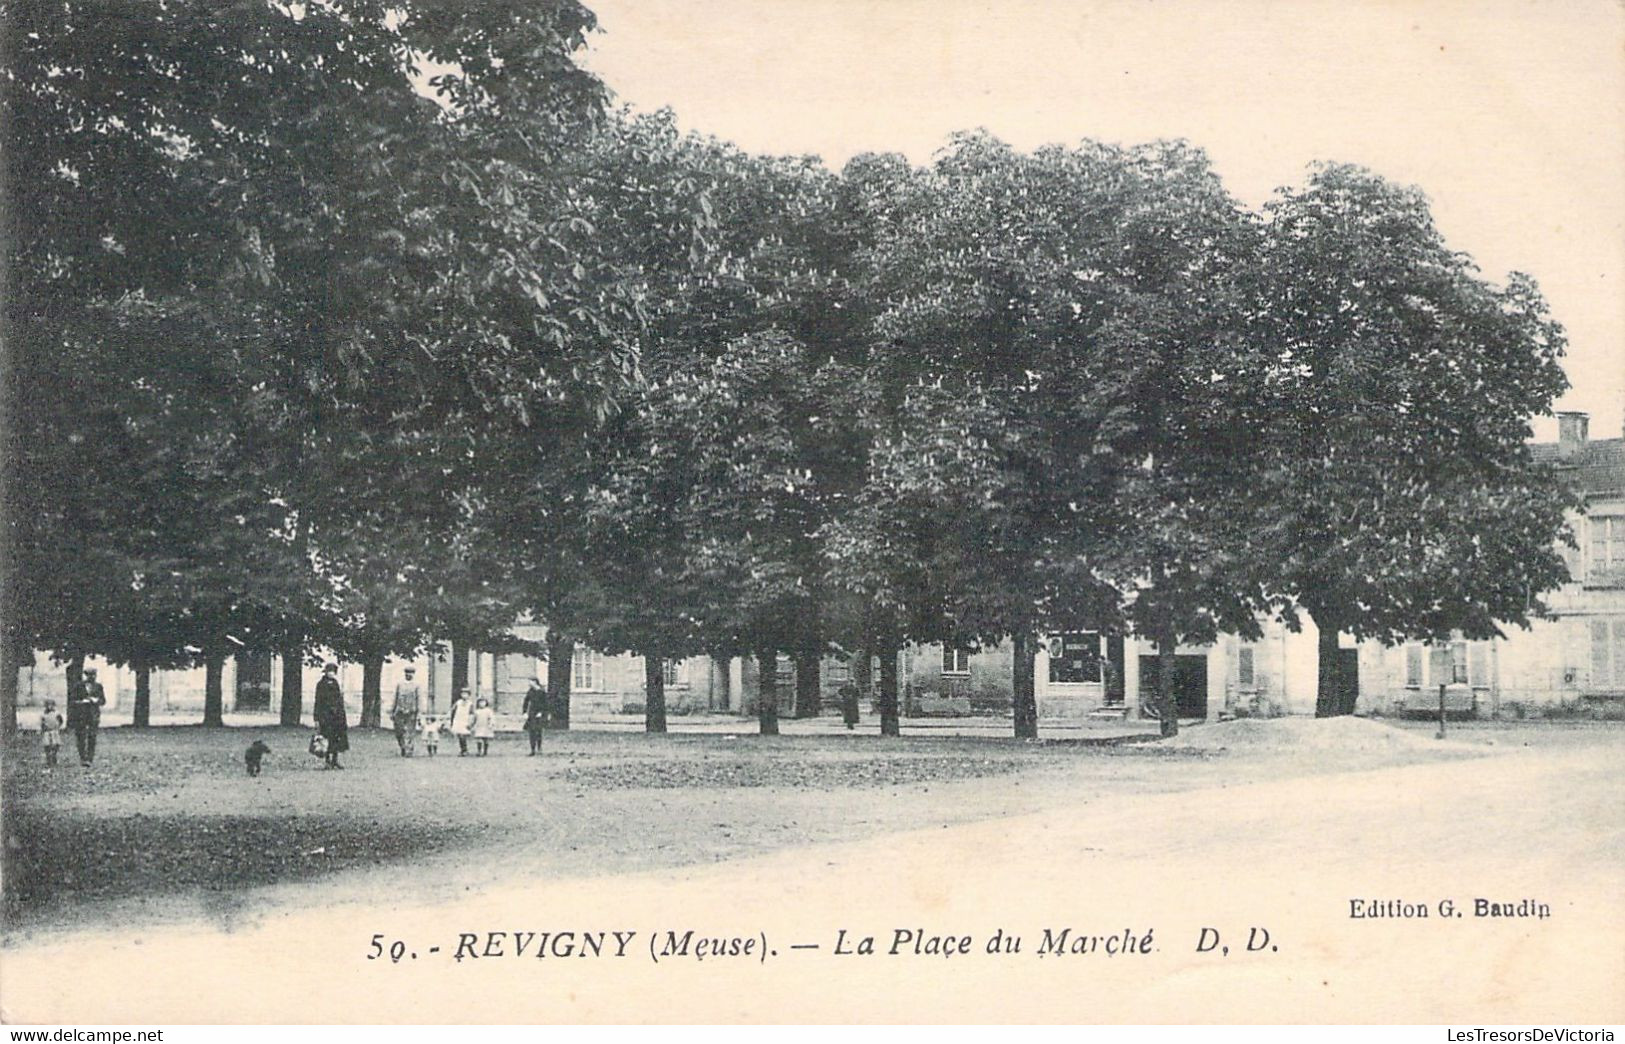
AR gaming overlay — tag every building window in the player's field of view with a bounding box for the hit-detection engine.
[1237,646,1255,689]
[1450,641,1470,685]
[572,647,600,691]
[775,654,794,690]
[662,659,686,688]
[1588,517,1625,584]
[942,647,972,676]
[1589,618,1625,691]
[1404,646,1423,688]
[1468,644,1490,689]
[827,659,852,683]
[1048,632,1101,684]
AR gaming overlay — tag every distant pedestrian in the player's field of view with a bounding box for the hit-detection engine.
[39,700,63,769]
[420,715,441,756]
[68,668,106,767]
[471,697,496,756]
[313,663,350,769]
[447,689,473,756]
[839,682,860,730]
[390,667,422,757]
[522,679,547,755]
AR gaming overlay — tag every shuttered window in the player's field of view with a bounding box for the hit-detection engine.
[1588,517,1625,584]
[1404,646,1424,688]
[1589,620,1625,691]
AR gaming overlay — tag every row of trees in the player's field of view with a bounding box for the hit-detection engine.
[0,0,1574,740]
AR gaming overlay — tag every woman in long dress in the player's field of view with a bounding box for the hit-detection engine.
[313,663,350,769]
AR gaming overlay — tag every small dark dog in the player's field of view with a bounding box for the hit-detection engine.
[245,740,271,777]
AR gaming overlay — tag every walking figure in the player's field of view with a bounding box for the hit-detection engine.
[390,666,421,757]
[68,668,106,767]
[420,715,441,756]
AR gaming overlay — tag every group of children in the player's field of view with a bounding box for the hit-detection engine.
[418,688,497,757]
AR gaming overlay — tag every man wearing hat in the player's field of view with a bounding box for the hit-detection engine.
[69,667,107,767]
[389,665,422,757]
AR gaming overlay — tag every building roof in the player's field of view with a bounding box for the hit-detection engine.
[1531,436,1625,497]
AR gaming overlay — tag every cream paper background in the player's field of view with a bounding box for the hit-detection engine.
[3,0,1623,1025]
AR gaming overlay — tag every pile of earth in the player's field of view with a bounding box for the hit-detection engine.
[1162,715,1453,753]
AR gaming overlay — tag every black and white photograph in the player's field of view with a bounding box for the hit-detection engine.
[0,0,1621,1028]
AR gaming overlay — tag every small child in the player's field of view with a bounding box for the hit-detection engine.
[471,697,496,756]
[420,714,441,757]
[39,700,62,769]
[448,690,472,756]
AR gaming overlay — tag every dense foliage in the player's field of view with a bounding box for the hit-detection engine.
[0,2,1572,736]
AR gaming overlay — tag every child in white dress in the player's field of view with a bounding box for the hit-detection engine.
[39,700,62,769]
[471,698,496,756]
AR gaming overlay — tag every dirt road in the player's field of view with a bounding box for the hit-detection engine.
[3,731,1619,1023]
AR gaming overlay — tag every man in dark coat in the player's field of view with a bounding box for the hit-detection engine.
[522,678,547,755]
[69,667,107,766]
[313,663,349,769]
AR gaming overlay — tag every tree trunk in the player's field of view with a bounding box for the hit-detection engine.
[360,653,384,728]
[279,638,303,726]
[793,645,821,718]
[1313,613,1349,718]
[877,645,900,737]
[203,651,225,727]
[0,637,21,739]
[65,652,84,696]
[451,642,470,694]
[132,661,151,728]
[1155,617,1180,738]
[643,652,667,733]
[1012,633,1039,739]
[756,647,780,736]
[546,632,572,730]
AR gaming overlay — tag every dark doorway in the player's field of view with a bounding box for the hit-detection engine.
[1138,654,1209,718]
[1105,634,1126,706]
[235,651,273,712]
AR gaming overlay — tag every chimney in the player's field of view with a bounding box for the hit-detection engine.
[1557,411,1589,459]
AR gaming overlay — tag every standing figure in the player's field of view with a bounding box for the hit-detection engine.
[313,663,350,770]
[471,697,496,756]
[420,715,441,756]
[522,679,547,755]
[69,668,106,767]
[447,689,473,756]
[39,700,63,769]
[389,666,422,757]
[839,681,861,731]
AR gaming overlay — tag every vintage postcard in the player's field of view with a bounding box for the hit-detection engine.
[1,0,1621,1027]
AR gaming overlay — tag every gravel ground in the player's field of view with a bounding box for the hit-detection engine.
[7,716,1609,941]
